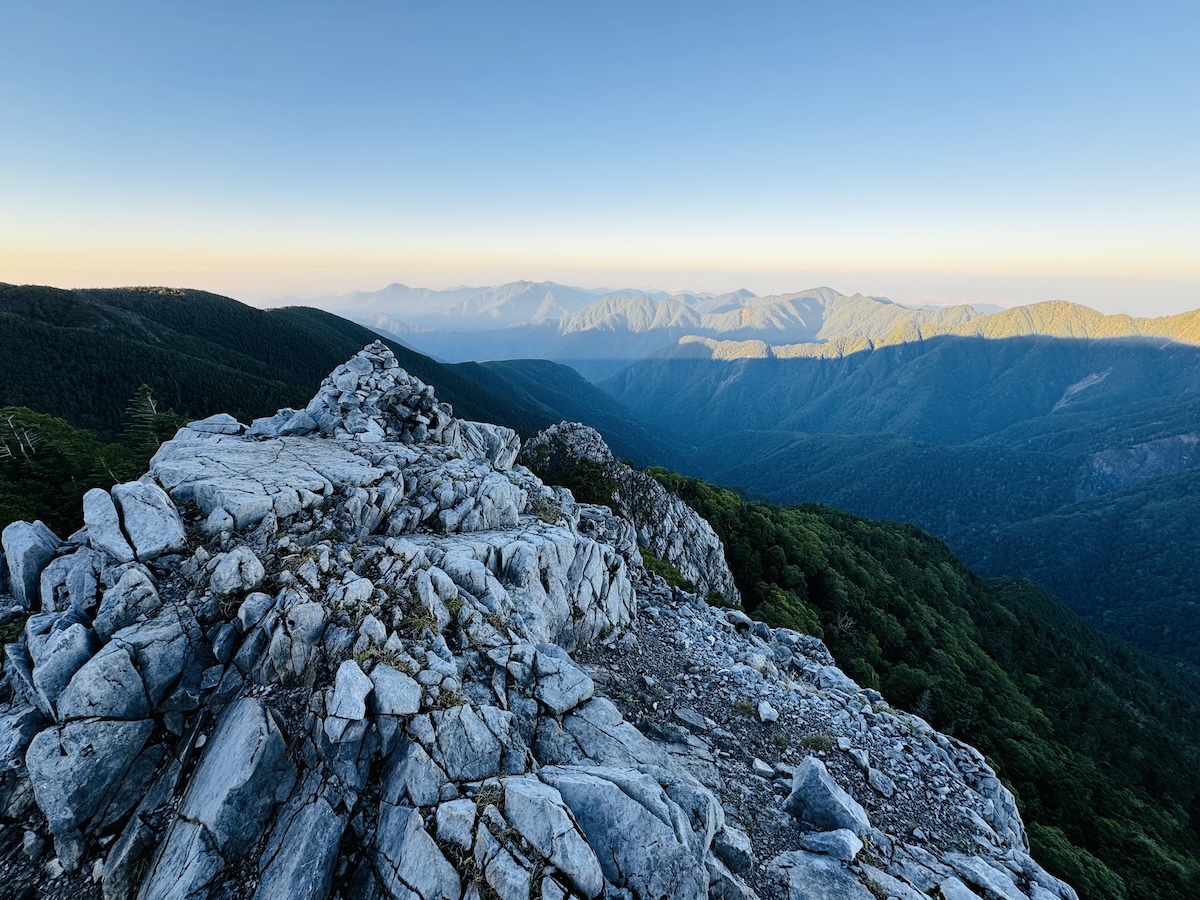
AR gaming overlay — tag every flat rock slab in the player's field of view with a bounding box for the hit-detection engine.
[151,434,395,529]
[769,849,876,900]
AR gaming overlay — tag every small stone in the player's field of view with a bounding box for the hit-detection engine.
[713,824,755,874]
[757,700,779,723]
[798,828,863,861]
[868,767,896,798]
[751,757,775,778]
[674,707,707,731]
[22,830,45,862]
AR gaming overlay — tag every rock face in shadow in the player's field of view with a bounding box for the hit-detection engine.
[0,342,1076,900]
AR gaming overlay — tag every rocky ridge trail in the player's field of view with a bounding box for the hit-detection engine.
[0,342,1076,900]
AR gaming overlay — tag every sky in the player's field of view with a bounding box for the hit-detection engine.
[2,1,1198,315]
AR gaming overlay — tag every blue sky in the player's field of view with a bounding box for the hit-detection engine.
[2,1,1198,313]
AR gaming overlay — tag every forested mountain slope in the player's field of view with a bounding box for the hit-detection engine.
[635,470,1200,900]
[0,283,670,466]
[604,333,1200,663]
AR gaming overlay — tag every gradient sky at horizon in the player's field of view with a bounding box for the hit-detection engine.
[2,1,1198,315]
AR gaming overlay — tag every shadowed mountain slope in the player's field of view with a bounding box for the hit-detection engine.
[604,333,1200,664]
[0,283,669,466]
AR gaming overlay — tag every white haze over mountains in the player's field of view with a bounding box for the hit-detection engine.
[277,280,1199,381]
[275,280,760,333]
[276,281,998,377]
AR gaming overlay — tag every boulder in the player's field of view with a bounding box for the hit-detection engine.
[186,413,244,435]
[435,798,477,850]
[797,828,863,861]
[94,566,162,641]
[110,604,203,707]
[111,481,187,561]
[539,765,707,900]
[139,698,295,896]
[82,489,134,564]
[474,820,533,900]
[56,645,150,720]
[532,643,595,715]
[39,549,101,614]
[3,520,61,608]
[252,780,346,900]
[325,659,373,743]
[372,804,461,900]
[410,704,514,782]
[713,824,755,874]
[209,546,265,597]
[30,621,96,713]
[370,663,422,716]
[784,756,871,836]
[945,852,1029,900]
[503,776,605,898]
[26,718,154,840]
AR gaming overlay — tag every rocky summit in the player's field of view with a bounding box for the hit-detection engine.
[0,342,1076,900]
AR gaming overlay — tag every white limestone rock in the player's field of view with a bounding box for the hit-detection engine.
[768,849,876,900]
[520,421,741,604]
[325,659,373,743]
[539,765,708,900]
[370,664,422,716]
[784,756,872,836]
[208,546,265,597]
[139,699,295,896]
[26,719,154,846]
[3,520,61,608]
[503,775,604,898]
[435,798,477,850]
[94,566,161,641]
[82,490,134,564]
[372,804,461,900]
[110,481,186,561]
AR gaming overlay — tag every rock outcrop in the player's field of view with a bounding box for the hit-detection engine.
[0,342,1075,900]
[520,421,742,604]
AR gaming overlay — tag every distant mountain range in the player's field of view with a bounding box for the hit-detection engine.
[283,282,1000,379]
[283,280,1200,381]
[308,280,1200,661]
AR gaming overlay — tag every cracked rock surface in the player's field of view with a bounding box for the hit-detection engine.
[520,421,741,604]
[0,342,1075,900]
